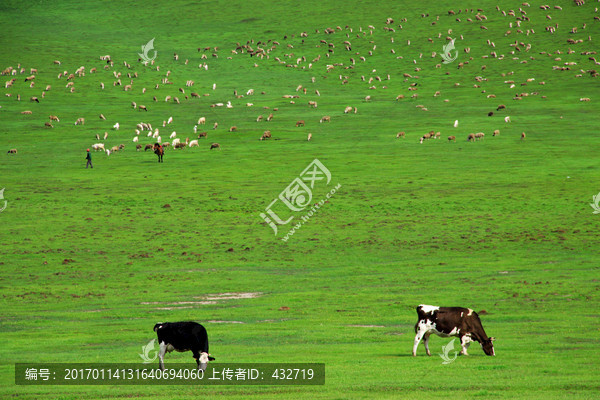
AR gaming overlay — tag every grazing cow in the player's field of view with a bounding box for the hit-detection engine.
[448,135,456,141]
[210,143,221,150]
[296,120,305,127]
[320,116,331,123]
[153,143,164,162]
[413,305,495,357]
[467,133,476,142]
[396,131,405,138]
[153,322,215,371]
[144,144,154,151]
[7,148,17,154]
[197,132,207,138]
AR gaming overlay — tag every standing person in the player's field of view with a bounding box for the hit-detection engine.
[85,149,93,168]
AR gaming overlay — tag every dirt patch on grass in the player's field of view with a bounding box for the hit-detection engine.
[142,301,217,305]
[347,324,386,328]
[206,320,245,324]
[199,292,262,301]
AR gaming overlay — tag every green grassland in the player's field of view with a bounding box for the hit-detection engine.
[1,0,599,398]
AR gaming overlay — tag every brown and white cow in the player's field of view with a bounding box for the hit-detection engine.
[412,304,495,357]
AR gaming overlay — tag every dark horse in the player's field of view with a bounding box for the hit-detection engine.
[153,143,164,163]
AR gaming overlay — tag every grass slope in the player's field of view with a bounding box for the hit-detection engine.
[1,0,599,399]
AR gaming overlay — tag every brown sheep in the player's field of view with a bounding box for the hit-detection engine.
[44,122,53,128]
[448,135,456,142]
[296,120,305,127]
[197,132,207,138]
[493,129,500,136]
[260,131,271,140]
[521,132,526,140]
[21,110,32,114]
[7,148,17,154]
[144,144,154,151]
[475,132,485,140]
[136,144,142,151]
[210,143,221,150]
[256,115,263,122]
[396,131,406,138]
[320,116,331,123]
[229,126,237,132]
[467,133,476,141]
[266,113,274,122]
[497,104,506,111]
[139,105,148,111]
[49,115,60,122]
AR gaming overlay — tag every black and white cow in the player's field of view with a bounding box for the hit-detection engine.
[412,305,495,357]
[153,321,215,371]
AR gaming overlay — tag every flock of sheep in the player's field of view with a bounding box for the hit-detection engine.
[2,1,597,157]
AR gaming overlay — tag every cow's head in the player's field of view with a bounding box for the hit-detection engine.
[198,352,216,371]
[153,323,164,332]
[480,337,496,356]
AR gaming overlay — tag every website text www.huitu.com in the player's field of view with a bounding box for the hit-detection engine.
[281,183,341,242]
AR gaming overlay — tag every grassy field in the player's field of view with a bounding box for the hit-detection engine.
[1,0,599,398]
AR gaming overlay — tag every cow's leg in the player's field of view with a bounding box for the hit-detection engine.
[413,328,427,356]
[423,333,432,356]
[192,350,200,370]
[460,335,472,356]
[158,341,167,370]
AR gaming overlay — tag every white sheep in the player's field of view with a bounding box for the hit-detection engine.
[189,139,199,147]
[504,116,511,123]
[454,120,459,128]
[104,132,108,140]
[194,125,198,133]
[132,136,138,142]
[226,101,233,108]
[167,116,173,124]
[172,138,181,147]
[113,122,120,130]
[198,117,206,125]
[170,131,177,139]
